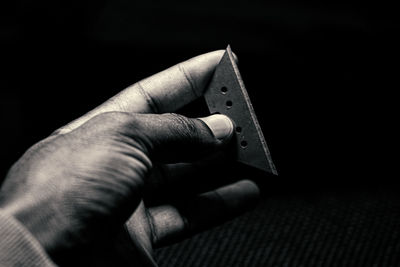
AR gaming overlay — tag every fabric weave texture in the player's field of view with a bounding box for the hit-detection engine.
[156,192,400,267]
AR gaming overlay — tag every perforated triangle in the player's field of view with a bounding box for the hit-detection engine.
[204,46,277,175]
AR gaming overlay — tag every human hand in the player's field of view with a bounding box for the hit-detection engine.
[0,50,260,266]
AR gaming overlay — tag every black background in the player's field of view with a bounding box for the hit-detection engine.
[1,0,398,266]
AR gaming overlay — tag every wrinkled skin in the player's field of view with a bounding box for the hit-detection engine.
[0,50,259,266]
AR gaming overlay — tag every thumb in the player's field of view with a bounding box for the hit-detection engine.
[131,113,234,163]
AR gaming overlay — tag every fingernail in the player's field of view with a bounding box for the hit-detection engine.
[199,114,234,141]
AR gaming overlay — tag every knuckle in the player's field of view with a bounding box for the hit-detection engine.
[164,113,201,141]
[93,111,131,123]
[70,112,140,144]
[89,112,136,132]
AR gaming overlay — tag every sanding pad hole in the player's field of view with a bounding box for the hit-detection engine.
[241,140,248,148]
[226,100,233,108]
[221,86,228,94]
[236,126,242,133]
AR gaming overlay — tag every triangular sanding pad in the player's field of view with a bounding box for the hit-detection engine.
[204,46,278,175]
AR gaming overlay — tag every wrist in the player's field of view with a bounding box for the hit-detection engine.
[0,209,57,266]
[3,195,73,256]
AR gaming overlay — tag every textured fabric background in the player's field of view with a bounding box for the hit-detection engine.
[156,192,400,266]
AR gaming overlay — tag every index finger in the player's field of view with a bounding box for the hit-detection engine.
[58,50,226,134]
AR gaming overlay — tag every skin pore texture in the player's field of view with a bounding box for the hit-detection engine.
[0,50,259,266]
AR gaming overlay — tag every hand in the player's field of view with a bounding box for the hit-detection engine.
[0,50,260,266]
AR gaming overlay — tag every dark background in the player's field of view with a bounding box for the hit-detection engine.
[1,0,398,266]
